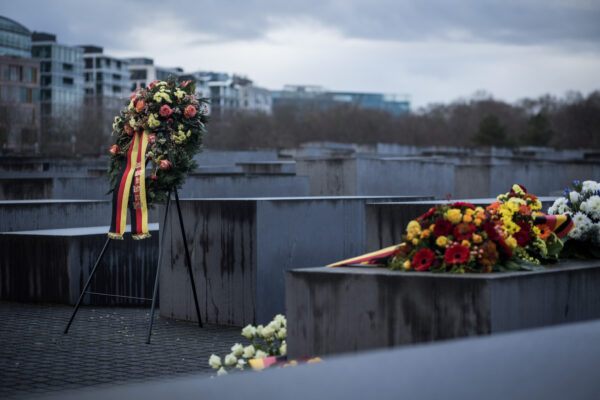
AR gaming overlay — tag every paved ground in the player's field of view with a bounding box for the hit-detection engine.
[0,301,241,399]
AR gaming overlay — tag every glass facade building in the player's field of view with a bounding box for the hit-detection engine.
[0,16,31,58]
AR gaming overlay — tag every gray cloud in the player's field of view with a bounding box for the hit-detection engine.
[3,0,600,50]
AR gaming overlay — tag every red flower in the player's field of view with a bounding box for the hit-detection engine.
[129,93,137,100]
[433,219,453,237]
[516,220,530,232]
[514,229,531,247]
[159,159,171,170]
[510,184,527,197]
[109,145,118,156]
[124,125,134,136]
[444,243,470,265]
[149,80,159,88]
[135,99,146,113]
[453,222,475,241]
[148,133,156,144]
[518,205,532,216]
[182,80,191,87]
[167,118,173,125]
[159,104,173,117]
[450,202,475,209]
[184,105,196,119]
[418,207,436,221]
[151,175,158,181]
[412,249,436,271]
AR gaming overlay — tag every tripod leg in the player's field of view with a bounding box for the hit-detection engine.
[64,237,111,334]
[175,188,203,328]
[146,192,171,344]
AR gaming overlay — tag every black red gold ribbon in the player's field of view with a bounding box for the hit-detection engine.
[534,214,574,239]
[108,131,150,240]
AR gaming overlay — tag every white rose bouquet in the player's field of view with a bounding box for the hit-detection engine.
[548,180,600,257]
[208,314,287,376]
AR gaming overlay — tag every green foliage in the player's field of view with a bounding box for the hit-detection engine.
[472,114,512,147]
[520,112,553,146]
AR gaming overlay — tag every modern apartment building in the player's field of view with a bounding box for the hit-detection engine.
[127,57,182,91]
[0,16,40,153]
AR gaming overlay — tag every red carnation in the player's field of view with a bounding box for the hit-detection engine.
[444,243,470,265]
[167,118,173,125]
[109,145,118,156]
[184,105,197,119]
[419,207,436,221]
[516,220,530,232]
[412,249,436,271]
[433,218,453,237]
[453,222,476,241]
[159,104,173,117]
[514,229,531,247]
[159,159,171,170]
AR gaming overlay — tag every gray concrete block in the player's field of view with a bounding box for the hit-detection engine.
[365,197,556,252]
[285,260,600,358]
[0,224,159,305]
[159,196,431,326]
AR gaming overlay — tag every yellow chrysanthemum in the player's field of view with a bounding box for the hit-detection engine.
[129,118,136,128]
[436,236,448,247]
[505,236,517,248]
[402,260,411,270]
[446,209,462,224]
[147,114,161,129]
[406,220,421,236]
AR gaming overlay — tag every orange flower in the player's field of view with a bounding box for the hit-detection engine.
[519,205,532,216]
[109,145,118,156]
[462,214,473,223]
[135,99,146,113]
[486,202,501,212]
[536,224,552,240]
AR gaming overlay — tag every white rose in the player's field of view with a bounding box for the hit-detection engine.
[208,354,221,369]
[217,367,227,376]
[224,353,237,366]
[268,320,281,331]
[236,359,246,370]
[279,342,287,356]
[569,191,580,204]
[255,350,268,359]
[262,326,275,339]
[277,327,287,340]
[241,324,256,340]
[230,343,244,357]
[242,345,255,358]
[255,325,264,337]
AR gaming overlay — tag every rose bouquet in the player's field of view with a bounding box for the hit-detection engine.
[548,180,600,257]
[388,185,564,273]
[208,314,287,376]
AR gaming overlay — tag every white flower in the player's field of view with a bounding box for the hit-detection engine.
[279,342,287,356]
[581,195,600,220]
[262,326,275,339]
[274,314,286,327]
[236,359,246,370]
[569,191,580,204]
[242,345,255,358]
[255,325,264,337]
[241,324,256,340]
[224,353,237,366]
[268,319,281,331]
[582,180,600,193]
[230,343,244,357]
[217,367,227,376]
[548,197,569,215]
[277,327,287,340]
[569,212,593,240]
[255,350,268,359]
[208,354,222,369]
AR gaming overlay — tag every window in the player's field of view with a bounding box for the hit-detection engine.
[96,83,103,94]
[41,75,52,86]
[1,65,9,80]
[85,58,93,69]
[96,58,101,68]
[140,82,145,88]
[96,72,103,81]
[131,69,147,80]
[112,74,120,80]
[105,58,111,67]
[63,77,74,85]
[40,62,51,73]
[131,82,136,91]
[63,63,73,71]
[9,65,20,81]
[116,61,121,68]
[85,88,93,95]
[85,72,91,82]
[113,85,121,93]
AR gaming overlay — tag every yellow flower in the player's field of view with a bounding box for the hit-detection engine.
[129,118,136,127]
[462,214,473,223]
[406,233,413,241]
[511,184,525,195]
[506,236,517,248]
[472,234,483,244]
[429,224,435,231]
[402,260,411,270]
[446,209,462,224]
[175,89,185,99]
[465,209,475,216]
[474,218,482,227]
[461,240,471,248]
[436,236,448,247]
[531,200,542,210]
[475,207,485,214]
[147,113,161,129]
[411,238,419,246]
[532,226,541,235]
[406,220,421,236]
[128,99,135,110]
[420,229,431,239]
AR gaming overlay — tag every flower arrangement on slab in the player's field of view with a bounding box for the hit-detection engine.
[209,314,287,376]
[548,180,600,258]
[388,185,565,273]
[108,77,208,205]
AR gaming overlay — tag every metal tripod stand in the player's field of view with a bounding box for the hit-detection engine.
[63,188,203,344]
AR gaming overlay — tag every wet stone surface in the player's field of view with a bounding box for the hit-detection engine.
[0,301,240,399]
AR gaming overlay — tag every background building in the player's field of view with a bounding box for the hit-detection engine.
[272,85,410,115]
[0,16,40,153]
[127,57,182,91]
[31,32,84,153]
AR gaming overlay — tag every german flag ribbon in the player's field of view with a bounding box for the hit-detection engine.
[108,131,151,240]
[326,245,399,268]
[534,213,574,239]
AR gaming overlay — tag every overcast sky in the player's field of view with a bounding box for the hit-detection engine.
[3,0,600,107]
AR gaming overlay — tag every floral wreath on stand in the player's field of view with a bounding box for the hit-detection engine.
[106,77,208,240]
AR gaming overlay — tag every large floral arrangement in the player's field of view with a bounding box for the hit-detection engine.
[108,77,208,205]
[388,185,562,273]
[208,314,287,376]
[548,180,600,257]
